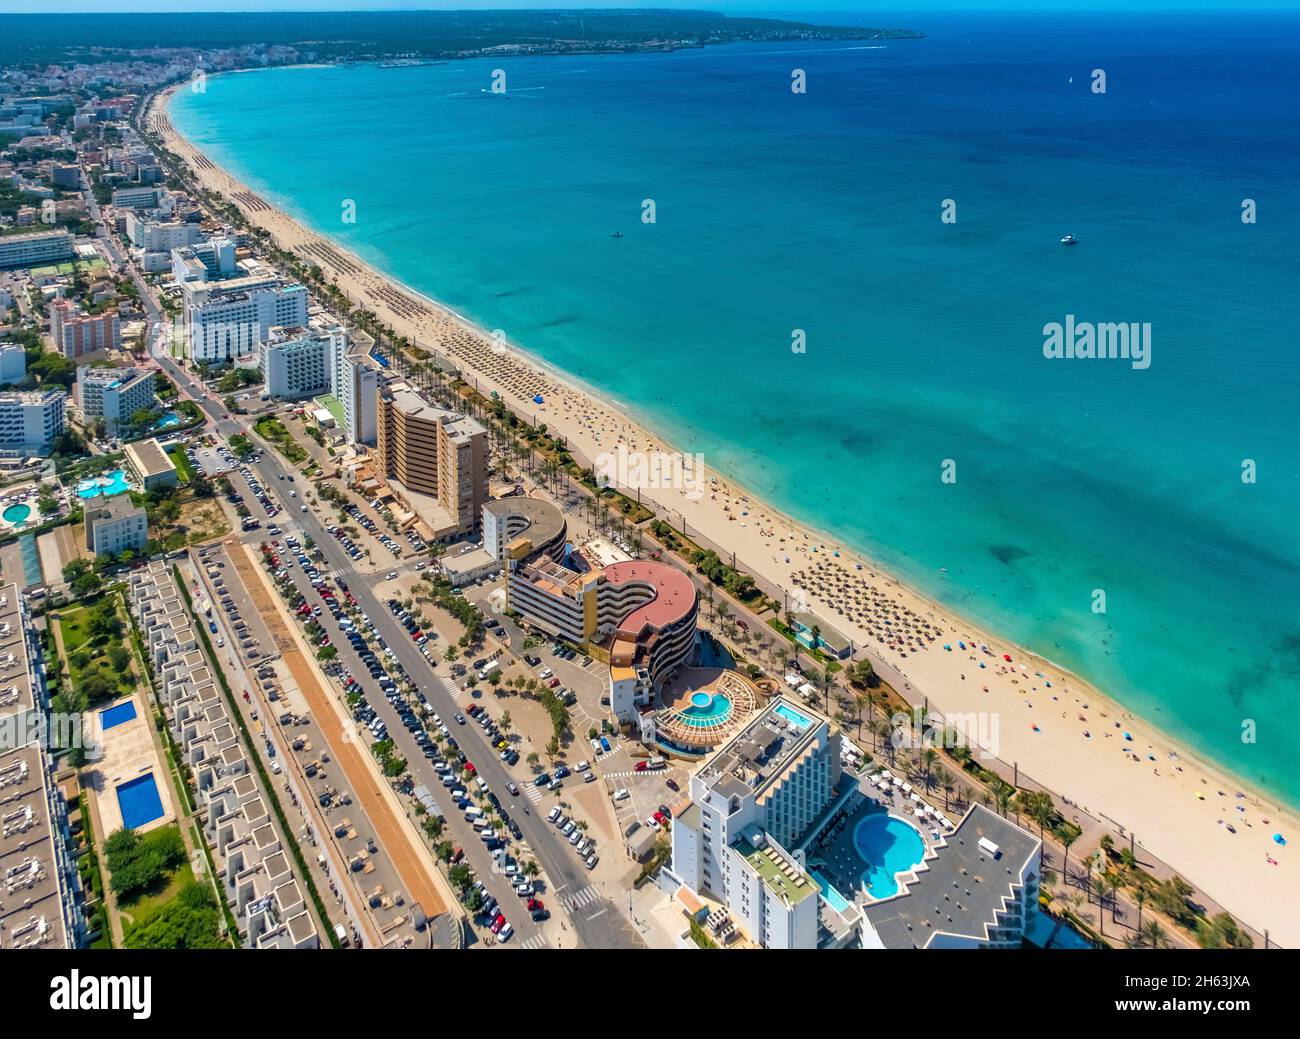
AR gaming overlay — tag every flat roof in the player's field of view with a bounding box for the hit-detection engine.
[862,804,1041,948]
[698,696,828,804]
[735,827,818,905]
[483,496,565,553]
[603,560,696,635]
[124,436,177,478]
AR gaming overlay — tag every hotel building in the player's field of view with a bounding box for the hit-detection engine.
[260,323,344,400]
[483,497,567,563]
[74,364,156,429]
[669,697,840,949]
[861,805,1041,949]
[123,437,178,491]
[0,583,81,949]
[495,507,697,719]
[84,496,149,556]
[375,384,488,540]
[185,280,309,364]
[0,389,65,456]
[332,335,378,445]
[0,229,74,270]
[109,185,161,210]
[49,299,120,360]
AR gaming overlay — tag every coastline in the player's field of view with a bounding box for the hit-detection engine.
[150,79,1299,947]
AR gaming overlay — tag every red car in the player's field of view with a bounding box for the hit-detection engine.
[491,914,505,934]
[527,898,544,912]
[464,762,476,775]
[653,811,669,827]
[635,761,648,772]
[546,677,561,688]
[450,848,464,864]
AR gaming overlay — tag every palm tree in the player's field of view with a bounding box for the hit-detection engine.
[934,765,955,810]
[1140,919,1168,950]
[1059,822,1082,889]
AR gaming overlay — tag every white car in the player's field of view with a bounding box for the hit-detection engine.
[613,788,629,802]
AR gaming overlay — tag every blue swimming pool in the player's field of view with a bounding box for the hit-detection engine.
[679,691,731,728]
[809,867,853,913]
[854,810,926,899]
[100,700,138,731]
[774,702,812,729]
[2,503,31,526]
[116,773,165,831]
[77,469,131,499]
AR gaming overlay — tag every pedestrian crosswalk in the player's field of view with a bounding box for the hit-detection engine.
[563,885,600,911]
[519,933,549,951]
[525,784,545,804]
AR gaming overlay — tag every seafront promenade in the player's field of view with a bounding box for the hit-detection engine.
[142,80,1298,948]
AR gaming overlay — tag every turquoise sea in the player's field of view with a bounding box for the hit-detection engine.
[171,11,1300,805]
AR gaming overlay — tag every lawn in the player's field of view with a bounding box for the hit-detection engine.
[254,416,308,465]
[56,594,137,704]
[167,446,195,484]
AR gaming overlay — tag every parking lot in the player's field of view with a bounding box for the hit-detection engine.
[249,529,558,948]
[193,539,450,947]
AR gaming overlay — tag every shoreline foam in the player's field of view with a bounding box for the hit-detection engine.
[153,77,1299,947]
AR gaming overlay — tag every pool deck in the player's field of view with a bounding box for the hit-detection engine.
[804,792,937,909]
[84,691,175,836]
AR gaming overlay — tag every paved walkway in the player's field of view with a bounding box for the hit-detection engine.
[227,541,449,920]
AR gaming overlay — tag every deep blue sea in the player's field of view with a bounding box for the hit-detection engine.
[172,11,1300,805]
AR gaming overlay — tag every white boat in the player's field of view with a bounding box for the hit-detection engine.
[1060,233,1078,245]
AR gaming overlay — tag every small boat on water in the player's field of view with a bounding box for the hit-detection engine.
[610,231,624,238]
[1060,233,1078,245]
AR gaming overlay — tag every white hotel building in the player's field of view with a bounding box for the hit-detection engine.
[0,388,66,456]
[670,697,839,949]
[260,323,345,400]
[185,279,309,364]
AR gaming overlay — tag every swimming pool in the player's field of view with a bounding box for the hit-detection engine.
[154,411,181,430]
[809,867,853,913]
[100,700,138,731]
[76,469,131,499]
[854,810,926,899]
[774,702,812,729]
[678,691,732,728]
[2,503,31,526]
[116,773,165,830]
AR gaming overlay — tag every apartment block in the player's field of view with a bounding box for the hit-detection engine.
[0,388,65,456]
[49,298,120,360]
[74,364,155,428]
[375,384,487,540]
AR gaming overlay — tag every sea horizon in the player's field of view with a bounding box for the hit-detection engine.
[170,9,1300,810]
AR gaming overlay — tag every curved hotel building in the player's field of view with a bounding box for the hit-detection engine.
[494,499,697,718]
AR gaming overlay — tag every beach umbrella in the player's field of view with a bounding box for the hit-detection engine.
[533,394,545,404]
[1274,834,1287,845]
[1003,653,1013,662]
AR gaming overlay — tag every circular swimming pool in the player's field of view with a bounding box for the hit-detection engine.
[2,503,32,526]
[853,811,926,899]
[679,692,732,728]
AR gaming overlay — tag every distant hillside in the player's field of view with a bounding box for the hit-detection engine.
[0,9,921,68]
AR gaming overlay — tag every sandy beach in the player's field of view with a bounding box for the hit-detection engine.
[150,83,1299,947]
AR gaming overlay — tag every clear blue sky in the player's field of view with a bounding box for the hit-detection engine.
[1,2,1295,12]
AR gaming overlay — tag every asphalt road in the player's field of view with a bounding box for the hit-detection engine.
[189,405,641,949]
